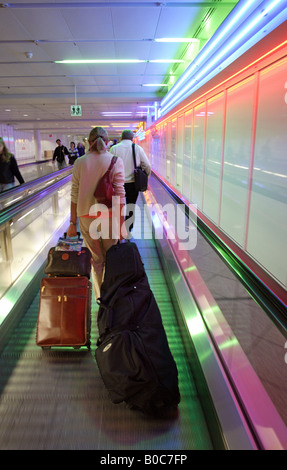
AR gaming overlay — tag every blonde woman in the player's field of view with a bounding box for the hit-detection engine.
[67,127,126,299]
[0,137,25,192]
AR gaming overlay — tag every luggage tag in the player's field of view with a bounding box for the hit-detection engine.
[55,232,83,252]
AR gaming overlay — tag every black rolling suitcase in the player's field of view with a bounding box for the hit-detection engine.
[95,241,180,416]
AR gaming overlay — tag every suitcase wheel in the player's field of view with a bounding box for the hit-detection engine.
[73,342,91,350]
[41,346,51,350]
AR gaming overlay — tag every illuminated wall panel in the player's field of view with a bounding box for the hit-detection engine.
[220,76,255,246]
[170,119,177,187]
[14,130,36,163]
[204,92,225,224]
[161,125,167,179]
[155,128,162,175]
[151,135,160,174]
[176,115,184,192]
[166,121,172,181]
[182,111,193,200]
[192,103,206,209]
[146,36,287,289]
[247,58,287,286]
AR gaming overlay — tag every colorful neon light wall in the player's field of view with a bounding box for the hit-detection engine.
[143,37,287,291]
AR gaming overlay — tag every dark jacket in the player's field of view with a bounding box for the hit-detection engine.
[53,145,69,163]
[0,154,25,185]
[77,146,85,157]
[68,147,79,165]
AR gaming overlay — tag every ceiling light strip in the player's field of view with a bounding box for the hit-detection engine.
[2,2,238,9]
[55,59,184,64]
[157,39,287,127]
[161,0,259,110]
[154,38,199,43]
[142,84,169,87]
[161,0,257,109]
[160,0,287,116]
[55,59,145,64]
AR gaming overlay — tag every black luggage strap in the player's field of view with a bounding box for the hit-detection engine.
[132,143,137,170]
[96,323,139,346]
[97,283,149,310]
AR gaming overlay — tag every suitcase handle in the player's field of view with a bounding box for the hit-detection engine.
[63,231,81,240]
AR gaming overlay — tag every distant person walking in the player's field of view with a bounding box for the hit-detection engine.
[53,139,69,170]
[68,141,79,165]
[110,129,151,234]
[77,142,85,157]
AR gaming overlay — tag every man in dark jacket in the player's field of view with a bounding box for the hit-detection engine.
[53,139,69,170]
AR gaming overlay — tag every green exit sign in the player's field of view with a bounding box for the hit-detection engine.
[71,105,82,116]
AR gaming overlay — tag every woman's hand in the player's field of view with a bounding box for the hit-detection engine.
[67,224,77,238]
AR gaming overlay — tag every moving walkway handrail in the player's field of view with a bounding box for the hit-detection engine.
[0,172,72,228]
[18,158,52,167]
[151,170,287,334]
[0,166,72,209]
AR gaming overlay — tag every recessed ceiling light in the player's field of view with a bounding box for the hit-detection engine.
[112,125,132,128]
[102,112,132,116]
[149,59,184,63]
[5,109,11,111]
[142,84,168,87]
[55,59,146,64]
[154,38,199,43]
[90,125,110,128]
[55,59,184,64]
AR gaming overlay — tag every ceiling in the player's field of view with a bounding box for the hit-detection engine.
[0,1,238,138]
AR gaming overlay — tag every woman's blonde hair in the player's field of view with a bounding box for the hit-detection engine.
[89,127,108,153]
[0,137,12,162]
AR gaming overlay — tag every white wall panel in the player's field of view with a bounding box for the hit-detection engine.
[220,77,255,246]
[157,127,163,177]
[176,115,184,193]
[166,121,172,182]
[151,136,160,173]
[145,36,287,292]
[204,93,225,224]
[183,111,192,200]
[161,125,167,179]
[14,130,35,163]
[169,119,177,187]
[247,58,287,287]
[192,103,205,209]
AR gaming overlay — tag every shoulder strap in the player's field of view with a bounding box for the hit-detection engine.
[132,143,136,169]
[107,155,117,172]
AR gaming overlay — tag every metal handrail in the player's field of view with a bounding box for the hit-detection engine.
[0,166,72,209]
[0,173,72,228]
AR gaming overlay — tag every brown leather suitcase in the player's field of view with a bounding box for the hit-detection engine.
[36,277,92,349]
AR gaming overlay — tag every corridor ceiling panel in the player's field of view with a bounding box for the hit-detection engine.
[0,1,238,136]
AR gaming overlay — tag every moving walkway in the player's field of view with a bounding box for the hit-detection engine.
[0,170,286,450]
